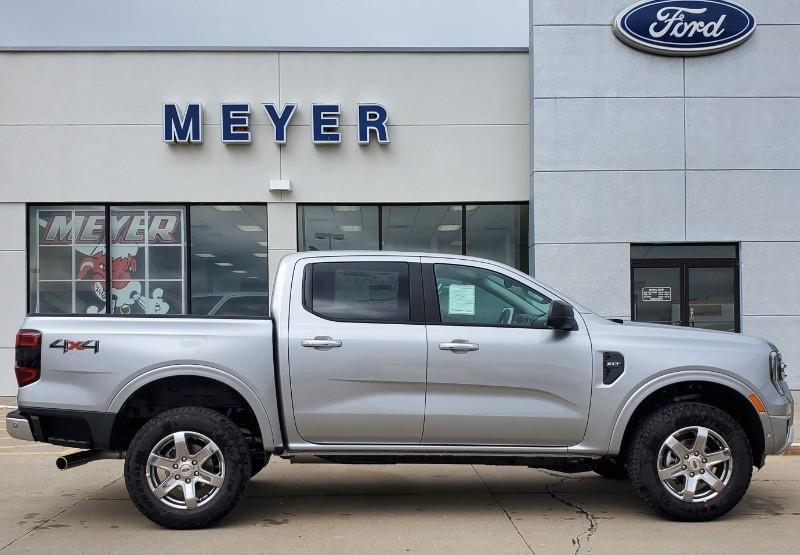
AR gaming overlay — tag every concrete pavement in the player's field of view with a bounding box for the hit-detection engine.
[1,401,798,554]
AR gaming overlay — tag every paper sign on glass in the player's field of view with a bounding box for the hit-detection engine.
[448,284,476,315]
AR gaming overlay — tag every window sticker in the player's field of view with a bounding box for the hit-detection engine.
[448,284,476,315]
[642,286,671,302]
[334,270,399,308]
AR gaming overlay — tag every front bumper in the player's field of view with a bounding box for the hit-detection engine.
[6,410,36,442]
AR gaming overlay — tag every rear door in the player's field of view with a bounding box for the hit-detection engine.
[287,256,427,444]
[421,259,593,446]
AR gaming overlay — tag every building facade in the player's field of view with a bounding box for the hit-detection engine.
[0,0,798,393]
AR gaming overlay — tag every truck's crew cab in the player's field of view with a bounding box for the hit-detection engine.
[7,252,794,528]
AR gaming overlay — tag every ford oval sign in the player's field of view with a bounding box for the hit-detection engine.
[613,0,756,56]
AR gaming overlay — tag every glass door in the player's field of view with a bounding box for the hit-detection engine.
[630,244,740,332]
[687,267,737,332]
[632,266,682,326]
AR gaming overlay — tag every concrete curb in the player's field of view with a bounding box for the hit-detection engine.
[784,444,800,456]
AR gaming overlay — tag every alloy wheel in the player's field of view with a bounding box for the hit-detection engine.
[146,431,225,510]
[657,425,733,503]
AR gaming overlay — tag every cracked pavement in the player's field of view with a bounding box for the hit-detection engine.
[1,402,799,554]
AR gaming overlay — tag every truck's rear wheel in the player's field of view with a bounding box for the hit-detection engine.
[627,402,752,521]
[124,406,251,529]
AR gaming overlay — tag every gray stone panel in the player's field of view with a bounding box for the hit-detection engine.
[533,98,684,171]
[532,26,683,98]
[533,171,685,243]
[686,98,800,170]
[742,316,800,389]
[686,27,800,98]
[533,242,631,317]
[686,171,800,241]
[741,242,800,316]
[532,1,630,26]
[532,0,800,25]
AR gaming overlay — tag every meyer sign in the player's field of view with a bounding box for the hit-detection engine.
[163,102,390,145]
[613,0,756,56]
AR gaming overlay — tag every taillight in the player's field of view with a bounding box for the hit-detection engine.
[15,329,42,387]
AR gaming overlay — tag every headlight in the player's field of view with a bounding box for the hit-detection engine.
[769,350,787,395]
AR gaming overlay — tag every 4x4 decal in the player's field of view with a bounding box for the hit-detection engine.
[49,339,100,354]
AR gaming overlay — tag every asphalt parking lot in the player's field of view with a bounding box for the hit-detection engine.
[1,400,798,554]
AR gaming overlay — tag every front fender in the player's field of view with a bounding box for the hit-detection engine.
[107,364,276,451]
[608,370,771,454]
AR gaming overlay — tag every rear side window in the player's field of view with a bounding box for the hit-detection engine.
[308,262,410,323]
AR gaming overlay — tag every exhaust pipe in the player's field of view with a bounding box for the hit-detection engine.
[56,449,124,470]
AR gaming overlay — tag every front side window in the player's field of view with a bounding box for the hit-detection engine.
[308,262,410,323]
[433,264,551,328]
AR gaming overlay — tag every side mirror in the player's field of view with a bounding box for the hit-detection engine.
[547,300,577,331]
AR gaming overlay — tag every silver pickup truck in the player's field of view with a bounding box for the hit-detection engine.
[7,252,794,528]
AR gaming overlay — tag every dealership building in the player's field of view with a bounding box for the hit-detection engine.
[1,0,798,393]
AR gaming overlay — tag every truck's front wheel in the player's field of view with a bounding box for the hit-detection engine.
[627,402,752,521]
[124,406,251,529]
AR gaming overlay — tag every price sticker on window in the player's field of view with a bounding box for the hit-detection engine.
[448,284,476,315]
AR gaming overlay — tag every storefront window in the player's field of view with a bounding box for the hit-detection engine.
[190,205,269,317]
[465,204,529,271]
[28,205,107,314]
[109,206,186,315]
[382,205,462,255]
[298,203,529,271]
[28,204,269,317]
[297,205,379,251]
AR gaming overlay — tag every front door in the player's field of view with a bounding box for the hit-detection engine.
[287,257,427,444]
[421,260,593,446]
[631,245,739,332]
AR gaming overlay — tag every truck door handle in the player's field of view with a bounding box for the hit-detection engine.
[439,341,479,352]
[301,337,342,349]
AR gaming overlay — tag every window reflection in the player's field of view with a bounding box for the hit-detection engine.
[190,205,269,317]
[298,205,379,251]
[382,205,462,254]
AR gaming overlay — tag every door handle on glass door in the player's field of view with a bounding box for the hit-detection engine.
[439,341,479,352]
[301,337,342,349]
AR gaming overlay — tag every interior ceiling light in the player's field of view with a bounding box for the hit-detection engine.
[237,225,264,232]
[252,252,268,258]
[339,225,362,232]
[437,224,462,232]
[195,253,215,258]
[333,206,361,212]
[213,205,242,212]
[232,270,247,274]
[215,262,233,267]
[256,241,268,247]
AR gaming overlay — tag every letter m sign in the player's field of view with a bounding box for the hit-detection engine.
[163,103,203,143]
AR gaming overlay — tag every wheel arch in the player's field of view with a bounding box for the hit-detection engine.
[610,371,769,467]
[107,365,276,452]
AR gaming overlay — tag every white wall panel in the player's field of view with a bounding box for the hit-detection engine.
[282,125,530,203]
[281,53,529,126]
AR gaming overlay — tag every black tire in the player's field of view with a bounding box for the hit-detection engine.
[250,451,270,478]
[124,406,251,529]
[591,458,628,480]
[626,402,752,521]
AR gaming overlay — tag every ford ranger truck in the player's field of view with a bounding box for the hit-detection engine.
[6,252,794,529]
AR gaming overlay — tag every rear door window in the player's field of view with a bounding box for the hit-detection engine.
[307,262,410,323]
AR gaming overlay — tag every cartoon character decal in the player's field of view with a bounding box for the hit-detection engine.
[76,247,170,315]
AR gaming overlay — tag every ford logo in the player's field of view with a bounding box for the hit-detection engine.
[613,0,756,56]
